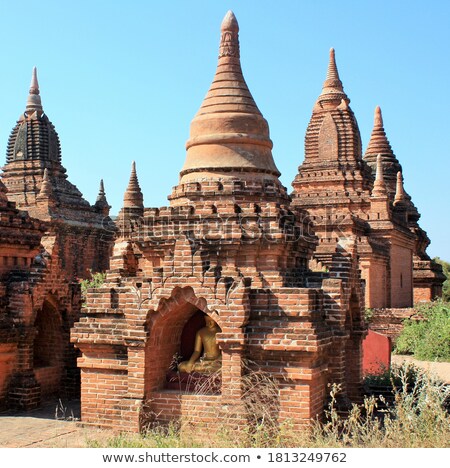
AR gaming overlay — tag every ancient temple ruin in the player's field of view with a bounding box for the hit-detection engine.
[0,68,114,409]
[70,11,366,432]
[0,10,444,432]
[291,50,444,308]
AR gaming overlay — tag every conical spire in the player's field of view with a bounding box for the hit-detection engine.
[219,11,240,58]
[26,67,43,113]
[96,179,106,202]
[123,161,144,209]
[364,106,394,160]
[393,171,406,206]
[180,11,280,184]
[37,168,53,199]
[95,179,110,214]
[318,48,348,107]
[374,105,383,127]
[375,154,385,183]
[371,154,388,197]
[192,10,259,119]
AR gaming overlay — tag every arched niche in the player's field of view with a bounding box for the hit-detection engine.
[318,113,339,160]
[33,296,64,398]
[144,287,222,397]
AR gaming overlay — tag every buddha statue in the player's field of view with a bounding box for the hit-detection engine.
[178,315,221,374]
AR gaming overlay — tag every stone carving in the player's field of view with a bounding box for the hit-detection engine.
[218,11,240,58]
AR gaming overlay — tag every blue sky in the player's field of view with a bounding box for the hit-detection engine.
[0,0,449,259]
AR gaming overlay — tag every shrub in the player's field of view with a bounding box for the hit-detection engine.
[314,363,450,448]
[363,362,425,389]
[364,308,374,323]
[87,364,449,448]
[79,271,106,302]
[434,257,450,302]
[395,300,450,361]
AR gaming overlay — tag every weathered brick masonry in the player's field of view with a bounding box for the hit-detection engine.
[71,12,366,432]
[291,55,444,309]
[0,10,444,430]
[0,68,114,409]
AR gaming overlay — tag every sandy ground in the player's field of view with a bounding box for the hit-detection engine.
[391,355,450,384]
[0,400,112,448]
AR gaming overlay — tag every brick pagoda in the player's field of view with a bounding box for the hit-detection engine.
[71,12,366,432]
[0,68,114,408]
[291,49,442,309]
[363,106,445,302]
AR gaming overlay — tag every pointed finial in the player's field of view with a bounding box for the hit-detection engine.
[394,171,406,205]
[37,168,53,199]
[318,48,348,106]
[371,154,388,197]
[26,67,43,113]
[95,178,110,213]
[30,67,39,94]
[96,178,107,202]
[123,161,144,209]
[221,10,239,31]
[375,154,384,182]
[323,48,343,90]
[364,105,396,171]
[374,105,383,128]
[325,48,341,83]
[219,10,240,58]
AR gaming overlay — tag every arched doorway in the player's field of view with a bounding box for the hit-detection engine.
[33,297,64,399]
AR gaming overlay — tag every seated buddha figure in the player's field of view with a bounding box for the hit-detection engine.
[178,315,221,374]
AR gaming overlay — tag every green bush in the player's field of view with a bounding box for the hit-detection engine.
[80,271,106,302]
[434,257,450,302]
[395,300,450,361]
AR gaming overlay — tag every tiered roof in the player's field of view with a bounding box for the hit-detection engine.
[180,11,280,184]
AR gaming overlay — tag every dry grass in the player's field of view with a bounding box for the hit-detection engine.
[87,363,450,448]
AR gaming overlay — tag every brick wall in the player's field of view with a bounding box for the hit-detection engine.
[368,308,416,341]
[390,244,413,307]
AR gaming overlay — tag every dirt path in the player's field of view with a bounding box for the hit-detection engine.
[0,400,111,448]
[391,355,450,383]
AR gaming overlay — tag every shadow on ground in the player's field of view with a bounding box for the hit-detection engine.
[0,399,110,448]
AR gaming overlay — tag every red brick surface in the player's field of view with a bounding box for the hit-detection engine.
[0,11,443,433]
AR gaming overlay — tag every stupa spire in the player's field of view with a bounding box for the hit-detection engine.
[374,105,383,127]
[26,67,43,113]
[375,154,385,183]
[318,48,348,106]
[393,171,406,206]
[96,179,105,201]
[324,49,342,88]
[123,161,144,209]
[37,168,53,199]
[364,106,394,159]
[94,179,110,214]
[179,11,280,185]
[219,11,240,58]
[371,155,388,197]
